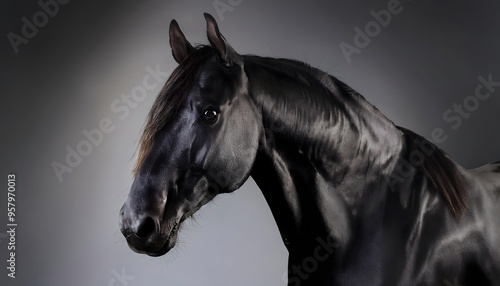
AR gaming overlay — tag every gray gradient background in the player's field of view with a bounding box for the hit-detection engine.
[1,0,499,285]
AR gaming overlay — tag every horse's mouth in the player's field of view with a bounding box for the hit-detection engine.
[148,200,209,256]
[125,221,180,257]
[166,222,179,241]
[147,221,179,257]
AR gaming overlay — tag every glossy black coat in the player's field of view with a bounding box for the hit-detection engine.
[120,14,500,285]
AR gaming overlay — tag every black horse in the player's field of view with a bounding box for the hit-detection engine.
[120,13,500,285]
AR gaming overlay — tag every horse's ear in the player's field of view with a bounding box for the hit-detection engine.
[204,13,238,66]
[169,20,194,64]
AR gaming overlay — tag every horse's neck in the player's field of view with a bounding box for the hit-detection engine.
[245,56,404,248]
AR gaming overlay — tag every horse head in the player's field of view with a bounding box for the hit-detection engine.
[119,14,261,256]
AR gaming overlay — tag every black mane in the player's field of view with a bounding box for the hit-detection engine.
[398,127,468,218]
[244,54,469,218]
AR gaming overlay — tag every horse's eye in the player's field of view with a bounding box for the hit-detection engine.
[203,109,218,123]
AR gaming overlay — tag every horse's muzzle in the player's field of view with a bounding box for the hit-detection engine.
[119,203,177,256]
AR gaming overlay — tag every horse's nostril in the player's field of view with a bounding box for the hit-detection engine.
[136,216,157,238]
